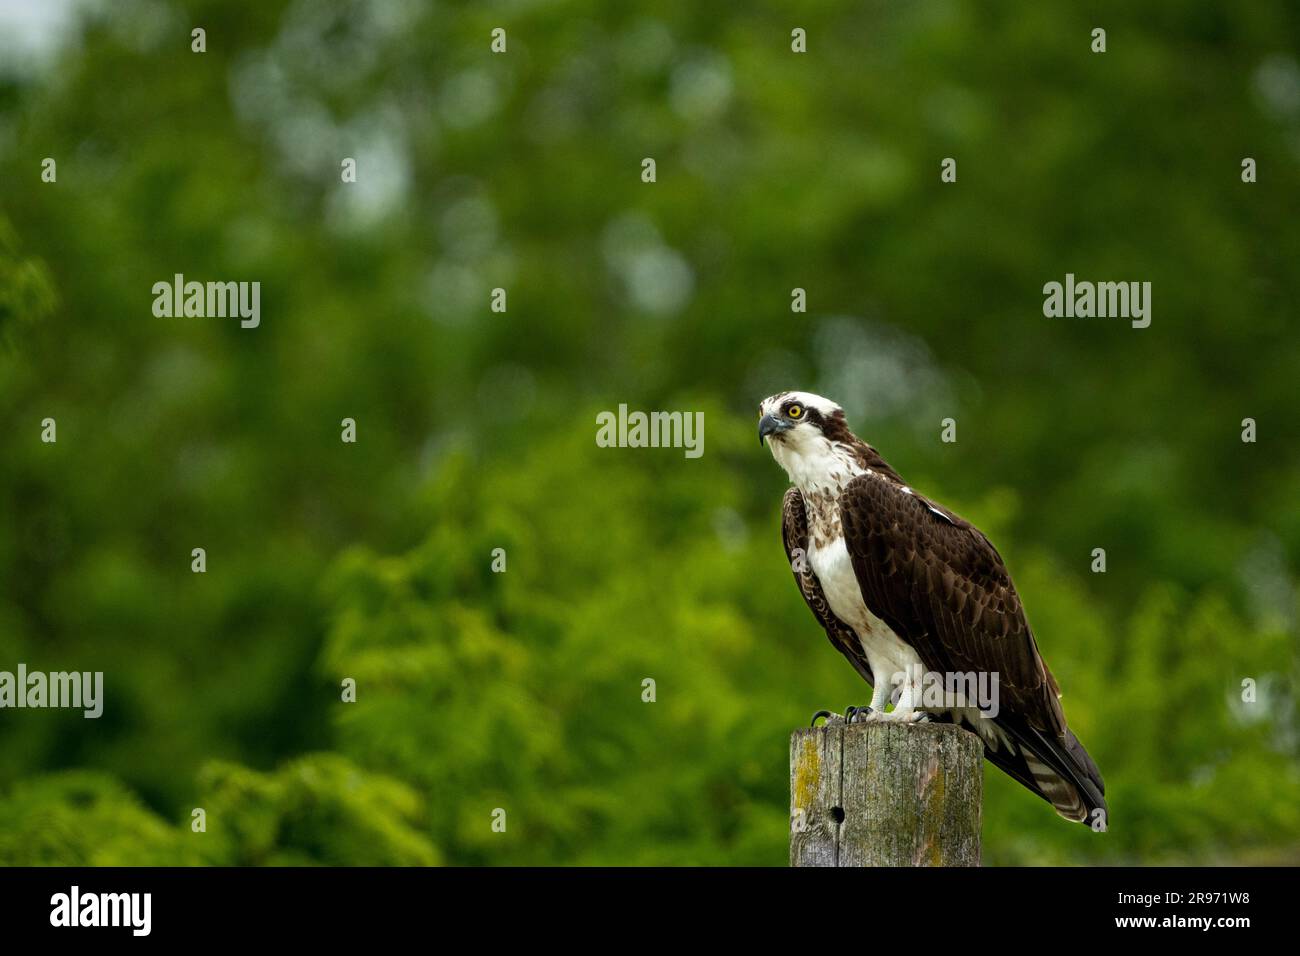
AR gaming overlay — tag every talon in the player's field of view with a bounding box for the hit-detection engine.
[848,706,873,724]
[810,709,834,728]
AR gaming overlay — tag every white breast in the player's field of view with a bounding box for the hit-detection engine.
[807,532,924,689]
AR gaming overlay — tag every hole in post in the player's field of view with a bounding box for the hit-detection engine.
[830,806,845,824]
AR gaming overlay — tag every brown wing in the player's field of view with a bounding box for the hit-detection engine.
[835,473,1107,824]
[781,487,874,688]
[837,474,1063,734]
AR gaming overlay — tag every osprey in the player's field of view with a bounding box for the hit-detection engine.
[760,391,1107,826]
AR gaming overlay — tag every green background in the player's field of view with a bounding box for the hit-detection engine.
[1,0,1298,865]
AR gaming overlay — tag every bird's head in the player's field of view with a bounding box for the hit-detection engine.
[758,391,859,487]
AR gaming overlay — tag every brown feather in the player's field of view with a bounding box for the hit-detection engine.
[780,487,875,689]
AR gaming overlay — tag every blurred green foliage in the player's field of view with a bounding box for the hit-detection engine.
[0,0,1298,865]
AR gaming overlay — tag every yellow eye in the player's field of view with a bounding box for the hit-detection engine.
[787,404,803,419]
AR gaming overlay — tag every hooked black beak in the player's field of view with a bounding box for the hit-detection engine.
[758,413,786,446]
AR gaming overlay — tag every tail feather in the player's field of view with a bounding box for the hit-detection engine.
[976,717,1107,828]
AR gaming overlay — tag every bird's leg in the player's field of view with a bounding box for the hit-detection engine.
[869,678,892,714]
[809,672,900,727]
[875,670,932,723]
[844,674,895,724]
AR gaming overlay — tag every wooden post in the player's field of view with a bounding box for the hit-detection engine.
[790,720,982,866]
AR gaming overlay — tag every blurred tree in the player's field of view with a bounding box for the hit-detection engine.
[0,0,1297,864]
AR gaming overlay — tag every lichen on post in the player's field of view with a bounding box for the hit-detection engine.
[790,720,982,866]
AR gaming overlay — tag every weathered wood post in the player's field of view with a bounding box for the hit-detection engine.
[790,720,982,866]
